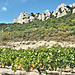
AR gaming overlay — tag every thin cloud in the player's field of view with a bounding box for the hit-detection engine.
[2,7,7,11]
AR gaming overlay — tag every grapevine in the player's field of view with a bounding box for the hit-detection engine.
[0,46,75,73]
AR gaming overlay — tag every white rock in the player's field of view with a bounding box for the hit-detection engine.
[37,14,42,20]
[72,9,75,13]
[23,19,29,23]
[42,10,51,21]
[27,72,40,75]
[29,16,35,22]
[14,12,30,24]
[52,3,70,18]
[43,10,51,17]
[15,70,27,75]
[42,13,46,21]
[70,4,72,7]
[14,9,51,24]
[73,3,75,7]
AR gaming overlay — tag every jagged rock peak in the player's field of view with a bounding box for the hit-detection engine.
[14,10,51,24]
[42,10,51,21]
[52,3,70,18]
[14,12,30,24]
[57,3,66,8]
[43,10,51,16]
[14,3,75,24]
[72,9,75,13]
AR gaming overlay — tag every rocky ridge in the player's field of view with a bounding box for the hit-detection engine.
[14,10,51,24]
[14,3,75,24]
[52,3,70,18]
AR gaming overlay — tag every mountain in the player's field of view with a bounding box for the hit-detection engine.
[14,10,51,24]
[14,3,75,24]
[0,3,75,43]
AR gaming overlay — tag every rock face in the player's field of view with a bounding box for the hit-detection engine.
[42,10,51,21]
[14,10,51,24]
[69,3,75,13]
[14,3,75,24]
[72,9,75,13]
[14,12,30,24]
[52,3,70,18]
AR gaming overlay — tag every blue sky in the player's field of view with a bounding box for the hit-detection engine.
[0,0,75,23]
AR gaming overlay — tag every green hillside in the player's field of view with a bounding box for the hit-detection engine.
[0,13,75,43]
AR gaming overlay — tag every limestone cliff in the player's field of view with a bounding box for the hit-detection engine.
[14,10,51,24]
[14,3,75,24]
[52,3,70,18]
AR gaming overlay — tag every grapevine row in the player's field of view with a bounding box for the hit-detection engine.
[0,46,75,72]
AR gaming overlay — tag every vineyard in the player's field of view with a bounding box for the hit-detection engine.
[0,46,75,74]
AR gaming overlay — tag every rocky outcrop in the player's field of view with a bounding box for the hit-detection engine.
[72,9,75,13]
[52,3,70,18]
[14,10,51,24]
[73,3,75,7]
[14,12,30,24]
[14,3,75,24]
[69,3,75,13]
[42,10,51,21]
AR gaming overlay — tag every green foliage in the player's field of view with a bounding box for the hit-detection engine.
[0,47,75,72]
[72,19,75,24]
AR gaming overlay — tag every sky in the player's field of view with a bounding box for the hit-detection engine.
[0,0,75,23]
